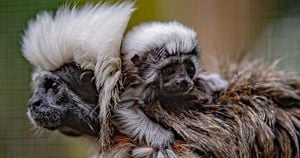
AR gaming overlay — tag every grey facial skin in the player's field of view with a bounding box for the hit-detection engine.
[132,50,198,97]
[27,63,100,137]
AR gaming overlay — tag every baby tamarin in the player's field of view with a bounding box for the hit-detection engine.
[114,21,228,156]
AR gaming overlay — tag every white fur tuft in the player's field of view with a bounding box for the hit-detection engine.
[22,2,135,70]
[122,21,198,71]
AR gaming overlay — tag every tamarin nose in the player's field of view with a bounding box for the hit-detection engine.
[28,100,42,108]
[179,80,190,89]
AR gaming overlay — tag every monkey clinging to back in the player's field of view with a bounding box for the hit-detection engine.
[114,21,228,157]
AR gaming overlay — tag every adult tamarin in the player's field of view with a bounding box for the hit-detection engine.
[113,21,228,156]
[22,2,135,150]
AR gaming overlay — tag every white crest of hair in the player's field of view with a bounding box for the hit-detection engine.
[22,2,135,149]
[22,2,134,71]
[122,21,198,71]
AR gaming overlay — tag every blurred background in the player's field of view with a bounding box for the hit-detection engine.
[0,0,299,157]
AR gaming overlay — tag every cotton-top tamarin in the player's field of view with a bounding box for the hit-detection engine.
[114,21,228,157]
[22,2,135,150]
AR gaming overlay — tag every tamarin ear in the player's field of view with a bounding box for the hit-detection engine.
[131,54,142,66]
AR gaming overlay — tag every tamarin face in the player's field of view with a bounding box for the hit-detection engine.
[131,47,201,97]
[159,57,196,95]
[27,63,100,137]
[123,21,204,97]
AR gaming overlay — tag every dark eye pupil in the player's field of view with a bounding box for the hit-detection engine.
[163,67,174,75]
[51,82,58,89]
[44,79,59,93]
[187,66,195,74]
[186,63,195,78]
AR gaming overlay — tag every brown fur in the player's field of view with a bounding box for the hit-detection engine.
[109,60,300,158]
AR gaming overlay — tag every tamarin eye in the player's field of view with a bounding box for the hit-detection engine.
[163,66,175,76]
[44,79,59,93]
[51,82,59,94]
[186,64,195,76]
